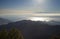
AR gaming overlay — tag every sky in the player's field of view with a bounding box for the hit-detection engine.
[0,0,60,21]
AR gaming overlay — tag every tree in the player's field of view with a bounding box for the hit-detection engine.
[0,29,8,39]
[0,28,24,39]
[8,28,24,39]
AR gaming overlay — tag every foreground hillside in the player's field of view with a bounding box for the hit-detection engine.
[0,20,60,39]
[0,28,24,39]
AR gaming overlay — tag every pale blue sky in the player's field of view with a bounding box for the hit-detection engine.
[0,0,60,12]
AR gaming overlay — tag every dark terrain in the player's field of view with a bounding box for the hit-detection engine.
[0,20,60,39]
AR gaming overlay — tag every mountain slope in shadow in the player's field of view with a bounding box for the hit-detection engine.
[0,20,60,39]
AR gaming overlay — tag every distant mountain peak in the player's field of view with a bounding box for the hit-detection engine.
[0,18,11,25]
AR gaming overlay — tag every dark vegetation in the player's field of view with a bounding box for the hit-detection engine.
[0,28,23,39]
[0,20,60,39]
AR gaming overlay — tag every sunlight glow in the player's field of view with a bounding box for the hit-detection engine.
[28,17,50,22]
[35,0,45,4]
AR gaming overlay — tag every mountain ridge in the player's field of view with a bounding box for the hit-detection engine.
[0,18,11,25]
[0,20,60,39]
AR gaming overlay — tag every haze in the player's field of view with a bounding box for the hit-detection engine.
[0,0,60,22]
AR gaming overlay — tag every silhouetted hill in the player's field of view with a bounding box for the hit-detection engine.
[0,18,11,25]
[47,20,60,25]
[0,20,60,39]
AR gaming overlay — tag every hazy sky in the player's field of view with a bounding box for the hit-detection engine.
[0,0,60,13]
[0,0,60,21]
